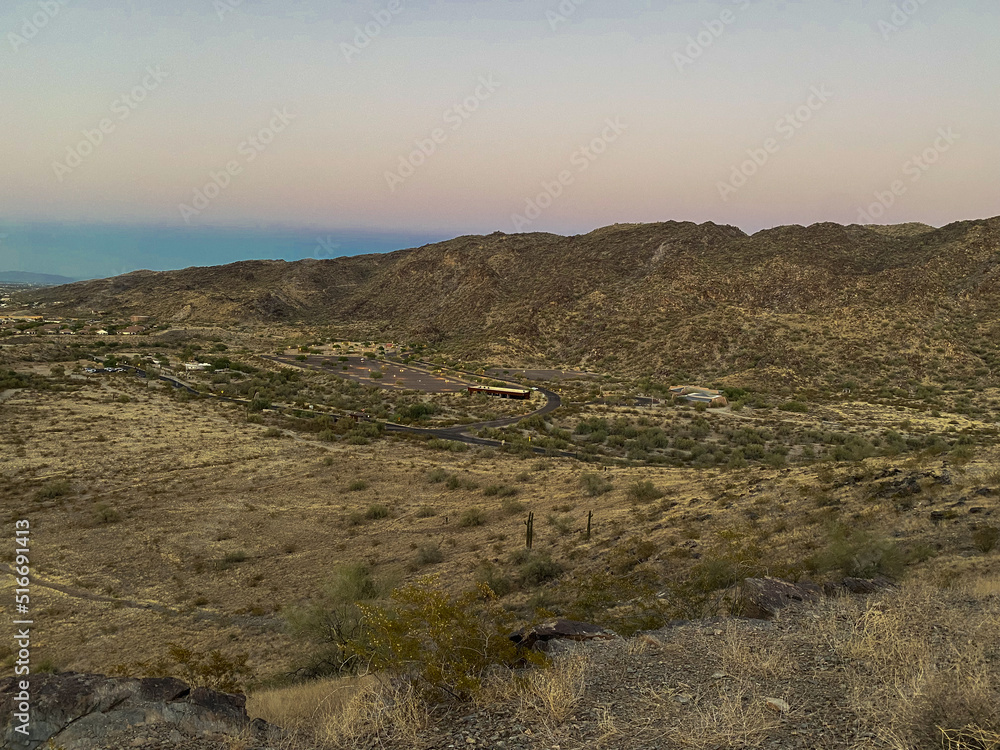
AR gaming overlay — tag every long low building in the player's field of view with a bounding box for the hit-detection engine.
[468,385,532,400]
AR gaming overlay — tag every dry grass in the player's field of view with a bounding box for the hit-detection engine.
[518,650,590,725]
[247,675,375,732]
[667,682,781,749]
[248,675,427,749]
[718,622,792,680]
[805,581,1000,749]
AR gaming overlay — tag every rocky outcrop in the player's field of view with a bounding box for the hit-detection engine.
[0,673,276,750]
[733,577,823,620]
[734,576,896,620]
[510,619,615,650]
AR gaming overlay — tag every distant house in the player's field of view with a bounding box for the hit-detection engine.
[670,386,728,408]
[122,326,146,335]
[184,362,211,372]
[130,315,151,323]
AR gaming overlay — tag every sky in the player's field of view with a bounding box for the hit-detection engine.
[1,0,998,279]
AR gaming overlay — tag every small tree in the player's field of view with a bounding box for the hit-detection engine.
[352,579,533,700]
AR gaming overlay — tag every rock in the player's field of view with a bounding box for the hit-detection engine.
[734,577,822,620]
[510,619,614,650]
[765,697,790,714]
[0,672,276,750]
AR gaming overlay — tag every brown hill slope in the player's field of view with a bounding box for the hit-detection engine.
[17,217,1000,386]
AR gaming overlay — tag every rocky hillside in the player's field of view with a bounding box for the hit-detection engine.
[17,217,1000,386]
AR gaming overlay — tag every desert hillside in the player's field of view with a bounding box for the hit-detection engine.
[16,217,1000,386]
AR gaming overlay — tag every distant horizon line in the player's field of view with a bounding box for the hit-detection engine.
[2,214,996,282]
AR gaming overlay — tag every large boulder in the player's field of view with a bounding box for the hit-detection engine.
[0,672,273,750]
[510,619,615,650]
[734,577,823,620]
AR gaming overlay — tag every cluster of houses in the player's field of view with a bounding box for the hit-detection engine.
[0,314,152,337]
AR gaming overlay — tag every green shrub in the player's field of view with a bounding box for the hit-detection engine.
[365,504,390,520]
[156,645,250,693]
[519,554,564,586]
[352,579,533,700]
[427,468,448,484]
[580,472,613,497]
[458,508,486,528]
[93,503,121,525]
[608,537,659,575]
[347,479,369,492]
[500,497,526,516]
[475,563,514,597]
[216,550,248,570]
[780,401,809,413]
[416,506,437,518]
[808,526,905,578]
[285,564,392,677]
[35,480,72,500]
[484,484,518,498]
[625,480,664,504]
[414,544,444,566]
[972,526,999,554]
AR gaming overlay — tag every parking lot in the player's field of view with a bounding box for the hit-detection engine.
[273,355,470,393]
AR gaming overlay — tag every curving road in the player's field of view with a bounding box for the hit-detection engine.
[267,354,574,457]
[108,355,577,458]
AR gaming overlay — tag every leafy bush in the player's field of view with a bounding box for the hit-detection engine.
[427,439,469,452]
[414,544,444,566]
[484,484,518,498]
[500,497,526,516]
[166,645,250,693]
[972,526,999,554]
[779,401,809,413]
[808,526,904,578]
[285,564,393,677]
[93,503,121,525]
[519,554,564,586]
[475,562,514,597]
[625,480,664,504]
[580,472,613,497]
[458,508,486,528]
[348,480,369,492]
[426,468,448,484]
[353,579,533,700]
[35,480,72,500]
[365,504,390,520]
[217,550,249,570]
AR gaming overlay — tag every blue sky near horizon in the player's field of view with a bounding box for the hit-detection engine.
[0,223,450,280]
[1,0,998,279]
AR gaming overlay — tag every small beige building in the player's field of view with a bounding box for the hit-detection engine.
[669,386,728,408]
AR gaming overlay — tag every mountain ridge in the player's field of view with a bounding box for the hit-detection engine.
[15,217,1000,385]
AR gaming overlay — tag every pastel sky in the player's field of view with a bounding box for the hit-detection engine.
[1,0,998,278]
